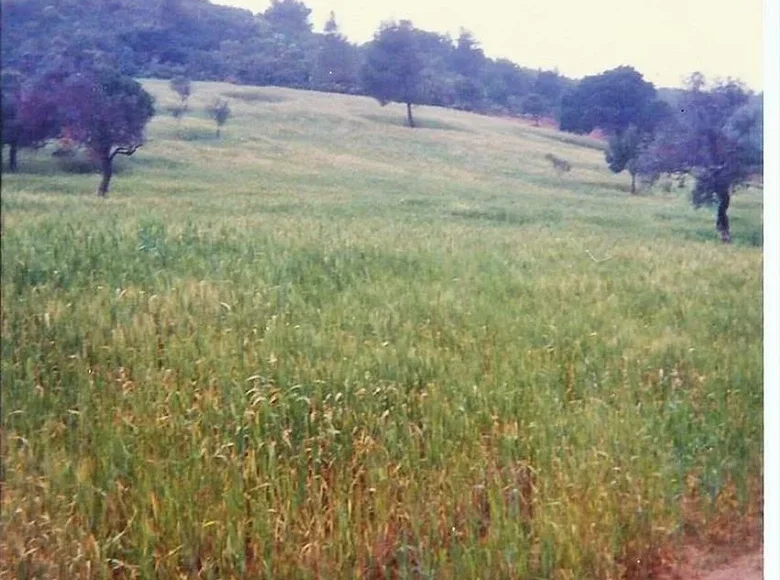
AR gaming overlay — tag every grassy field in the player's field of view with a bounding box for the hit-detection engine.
[0,80,763,579]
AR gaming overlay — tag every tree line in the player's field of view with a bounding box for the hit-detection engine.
[1,0,571,119]
[1,0,763,242]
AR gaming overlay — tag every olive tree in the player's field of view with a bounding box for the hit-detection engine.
[60,67,155,196]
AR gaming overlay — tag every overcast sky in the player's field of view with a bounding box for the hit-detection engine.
[212,0,763,90]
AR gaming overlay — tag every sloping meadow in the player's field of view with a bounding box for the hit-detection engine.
[1,81,762,578]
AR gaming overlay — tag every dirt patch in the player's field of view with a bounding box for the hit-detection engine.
[656,546,762,580]
[654,518,762,580]
[700,551,762,580]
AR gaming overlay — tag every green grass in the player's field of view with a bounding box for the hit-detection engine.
[1,80,763,579]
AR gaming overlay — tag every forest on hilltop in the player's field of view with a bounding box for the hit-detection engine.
[1,0,577,119]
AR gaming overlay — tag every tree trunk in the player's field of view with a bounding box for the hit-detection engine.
[97,153,113,197]
[630,170,637,194]
[716,190,731,243]
[216,126,221,138]
[8,142,18,172]
[406,102,415,128]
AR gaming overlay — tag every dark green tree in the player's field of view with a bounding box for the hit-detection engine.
[638,75,762,242]
[262,0,312,36]
[522,92,548,126]
[1,70,60,172]
[606,124,643,193]
[559,66,657,135]
[449,28,485,110]
[533,69,565,117]
[59,66,155,196]
[559,66,670,192]
[361,21,424,127]
[408,28,456,107]
[311,11,361,93]
[481,59,534,113]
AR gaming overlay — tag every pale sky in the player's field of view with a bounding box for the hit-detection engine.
[213,0,763,91]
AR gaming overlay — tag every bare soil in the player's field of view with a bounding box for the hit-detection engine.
[655,524,762,580]
[658,546,763,580]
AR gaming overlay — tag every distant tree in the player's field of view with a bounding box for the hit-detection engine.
[559,66,657,135]
[560,66,671,192]
[532,69,565,118]
[169,103,186,135]
[638,75,762,242]
[481,59,534,113]
[208,98,231,137]
[522,92,548,126]
[451,29,484,77]
[450,28,486,110]
[169,75,192,110]
[249,8,317,88]
[311,11,361,93]
[1,70,60,172]
[320,10,336,34]
[361,21,424,127]
[59,67,155,196]
[606,124,643,193]
[262,0,313,36]
[534,70,564,104]
[407,28,456,108]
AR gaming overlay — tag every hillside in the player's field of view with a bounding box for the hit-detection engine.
[0,82,763,578]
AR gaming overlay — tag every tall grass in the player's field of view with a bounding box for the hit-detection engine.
[1,81,762,578]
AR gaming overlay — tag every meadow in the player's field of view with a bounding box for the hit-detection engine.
[0,80,763,579]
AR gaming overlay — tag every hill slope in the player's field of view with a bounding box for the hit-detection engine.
[1,83,763,579]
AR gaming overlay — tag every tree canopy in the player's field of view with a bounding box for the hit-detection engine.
[559,66,660,136]
[58,66,155,195]
[1,70,60,172]
[361,21,425,127]
[0,0,566,120]
[638,77,762,242]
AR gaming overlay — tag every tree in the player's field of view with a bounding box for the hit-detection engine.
[361,21,424,128]
[559,66,657,135]
[522,93,548,126]
[606,124,643,193]
[311,11,361,93]
[262,0,313,36]
[1,70,60,172]
[638,76,762,242]
[533,69,565,118]
[208,98,231,137]
[449,28,486,110]
[170,75,192,110]
[534,70,564,104]
[59,67,155,196]
[481,59,534,113]
[559,66,670,192]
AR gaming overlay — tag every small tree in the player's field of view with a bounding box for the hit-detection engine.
[169,104,185,121]
[208,98,231,137]
[522,93,547,126]
[1,71,60,172]
[169,75,192,110]
[361,20,424,128]
[60,67,155,196]
[606,124,644,193]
